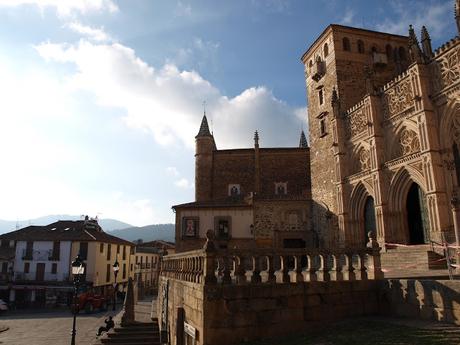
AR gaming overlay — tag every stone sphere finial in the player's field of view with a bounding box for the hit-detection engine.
[366,230,379,249]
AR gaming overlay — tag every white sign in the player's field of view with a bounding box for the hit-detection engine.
[184,322,196,338]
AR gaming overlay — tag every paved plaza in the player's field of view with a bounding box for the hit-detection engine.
[0,308,122,345]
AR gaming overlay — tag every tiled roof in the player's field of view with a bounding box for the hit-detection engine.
[0,220,133,246]
[141,240,175,249]
[172,197,251,209]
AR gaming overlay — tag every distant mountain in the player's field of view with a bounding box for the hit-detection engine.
[109,224,175,243]
[0,215,133,234]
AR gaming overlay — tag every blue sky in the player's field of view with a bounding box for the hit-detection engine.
[0,0,456,226]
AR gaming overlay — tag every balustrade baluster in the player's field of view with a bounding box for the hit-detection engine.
[358,253,368,280]
[345,253,356,281]
[251,255,262,283]
[265,255,276,283]
[222,256,232,284]
[292,255,304,282]
[316,254,329,281]
[329,254,343,281]
[279,255,290,283]
[235,255,247,284]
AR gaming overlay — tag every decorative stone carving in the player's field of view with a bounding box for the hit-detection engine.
[358,147,371,171]
[345,108,367,138]
[383,79,414,118]
[440,48,460,88]
[453,113,460,144]
[399,129,420,156]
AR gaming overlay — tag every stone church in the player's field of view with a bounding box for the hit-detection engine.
[303,0,460,251]
[174,0,460,256]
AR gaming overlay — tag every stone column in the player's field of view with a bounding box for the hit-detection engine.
[121,277,135,326]
[450,193,460,270]
[9,289,15,302]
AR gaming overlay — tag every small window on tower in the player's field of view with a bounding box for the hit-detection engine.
[386,44,392,59]
[214,217,231,240]
[320,118,327,137]
[343,37,351,51]
[228,184,241,196]
[275,182,288,195]
[323,43,329,57]
[319,89,324,105]
[357,40,365,54]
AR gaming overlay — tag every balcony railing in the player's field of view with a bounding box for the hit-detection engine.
[13,272,70,282]
[22,249,58,261]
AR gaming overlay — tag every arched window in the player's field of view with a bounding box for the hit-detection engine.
[324,43,329,57]
[357,40,365,54]
[371,46,378,54]
[385,44,392,59]
[399,47,407,60]
[342,37,351,52]
[309,60,313,72]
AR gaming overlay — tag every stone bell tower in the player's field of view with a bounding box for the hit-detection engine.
[195,113,216,202]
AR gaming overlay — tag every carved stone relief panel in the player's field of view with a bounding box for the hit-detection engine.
[382,79,414,118]
[358,147,371,171]
[399,128,421,156]
[345,108,367,139]
[440,48,460,88]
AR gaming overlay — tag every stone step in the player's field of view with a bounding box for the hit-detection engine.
[101,337,160,344]
[109,332,160,338]
[114,327,159,333]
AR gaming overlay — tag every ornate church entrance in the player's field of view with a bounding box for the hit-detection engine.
[406,183,429,244]
[364,196,376,245]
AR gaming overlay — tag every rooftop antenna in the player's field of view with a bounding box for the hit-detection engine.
[15,220,19,230]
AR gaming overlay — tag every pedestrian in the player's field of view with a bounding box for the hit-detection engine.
[96,316,115,336]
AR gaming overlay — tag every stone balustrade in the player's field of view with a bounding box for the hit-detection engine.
[161,238,383,285]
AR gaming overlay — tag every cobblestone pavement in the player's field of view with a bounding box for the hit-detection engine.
[0,308,122,345]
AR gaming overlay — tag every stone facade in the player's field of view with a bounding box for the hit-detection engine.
[174,118,313,252]
[301,8,460,249]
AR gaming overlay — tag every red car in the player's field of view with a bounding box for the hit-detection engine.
[71,291,107,314]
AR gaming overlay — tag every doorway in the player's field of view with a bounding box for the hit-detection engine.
[364,197,376,245]
[406,183,429,244]
[36,263,45,281]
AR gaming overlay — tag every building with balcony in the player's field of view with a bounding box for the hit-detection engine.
[0,218,134,308]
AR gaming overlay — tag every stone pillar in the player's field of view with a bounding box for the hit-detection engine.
[176,307,185,345]
[121,277,135,326]
[9,289,15,302]
[30,290,36,302]
[450,194,460,269]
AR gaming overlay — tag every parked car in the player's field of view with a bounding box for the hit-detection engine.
[0,299,8,311]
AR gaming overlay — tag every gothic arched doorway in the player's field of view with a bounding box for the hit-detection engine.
[406,182,429,244]
[364,196,376,245]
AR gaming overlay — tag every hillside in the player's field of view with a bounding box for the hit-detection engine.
[0,215,133,234]
[108,224,175,243]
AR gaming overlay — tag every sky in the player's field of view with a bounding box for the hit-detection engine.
[0,0,457,226]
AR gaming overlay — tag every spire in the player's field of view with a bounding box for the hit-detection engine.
[254,130,259,148]
[408,25,423,63]
[420,26,433,59]
[196,114,212,138]
[299,130,308,148]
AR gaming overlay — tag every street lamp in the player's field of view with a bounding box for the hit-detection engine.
[70,255,85,345]
[112,258,119,311]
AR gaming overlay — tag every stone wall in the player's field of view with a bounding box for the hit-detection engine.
[380,279,460,325]
[203,280,380,345]
[158,276,205,345]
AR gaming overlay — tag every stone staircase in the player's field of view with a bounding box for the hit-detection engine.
[95,319,161,345]
[381,244,450,279]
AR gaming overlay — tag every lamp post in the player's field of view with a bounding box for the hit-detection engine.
[70,255,85,345]
[112,259,119,311]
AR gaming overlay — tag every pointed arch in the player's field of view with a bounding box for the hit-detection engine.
[439,99,460,150]
[387,121,421,160]
[389,167,426,212]
[349,181,375,246]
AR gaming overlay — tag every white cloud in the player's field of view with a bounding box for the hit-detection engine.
[375,1,452,39]
[174,178,194,189]
[341,9,356,26]
[35,39,307,150]
[166,167,180,177]
[0,0,118,17]
[66,22,112,42]
[175,1,192,17]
